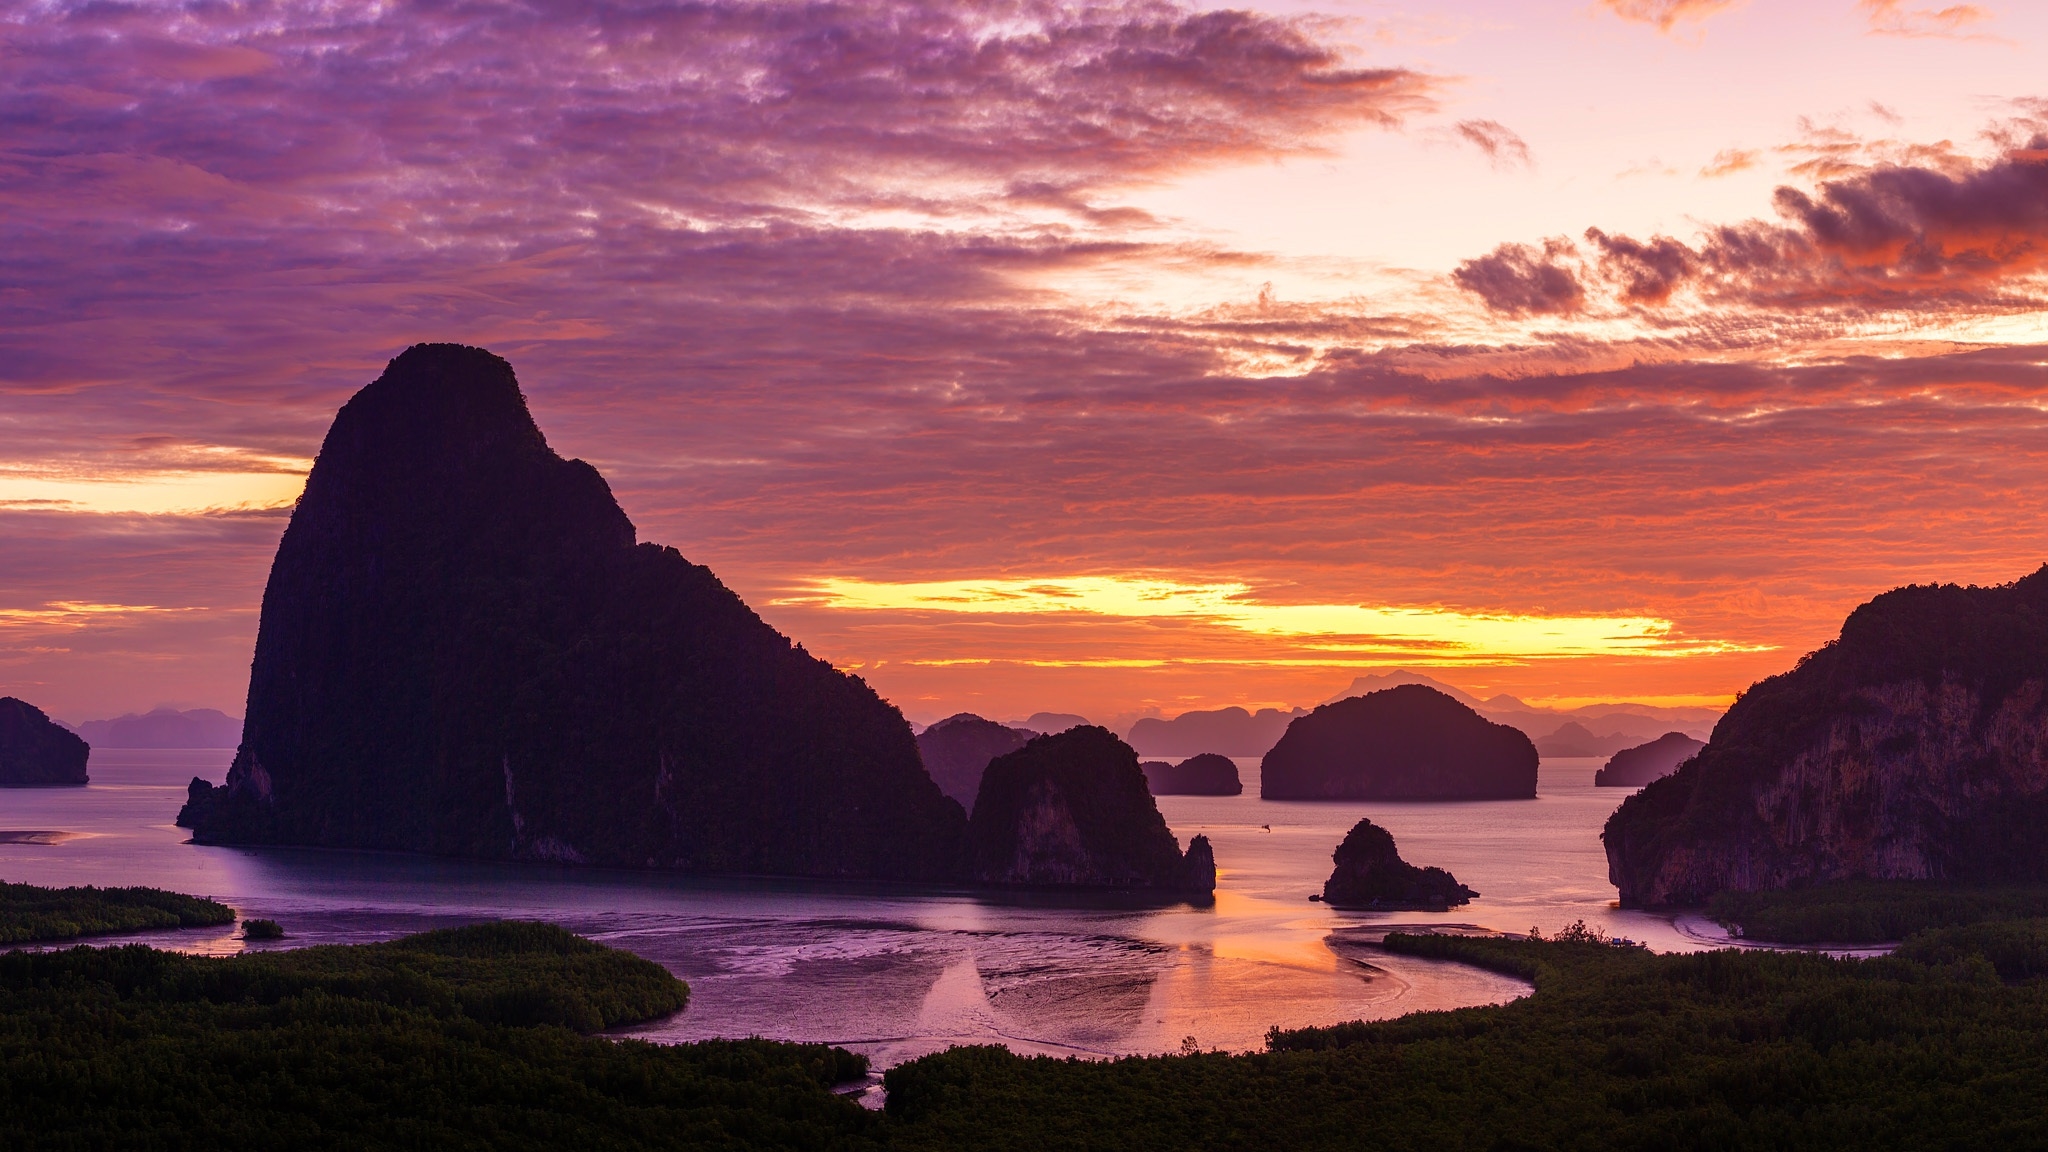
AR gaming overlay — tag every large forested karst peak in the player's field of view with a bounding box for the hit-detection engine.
[1605,567,2048,906]
[178,343,965,880]
[1260,685,1537,800]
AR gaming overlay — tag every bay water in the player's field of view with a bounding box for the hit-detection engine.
[0,750,1735,1068]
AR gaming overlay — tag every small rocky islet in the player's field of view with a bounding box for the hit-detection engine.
[1141,752,1243,795]
[1318,817,1477,910]
[1593,732,1705,788]
[0,697,89,787]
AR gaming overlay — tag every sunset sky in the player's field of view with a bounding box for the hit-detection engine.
[4,0,2046,727]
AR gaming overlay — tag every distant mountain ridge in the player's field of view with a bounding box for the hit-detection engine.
[70,708,242,749]
[1117,670,1720,759]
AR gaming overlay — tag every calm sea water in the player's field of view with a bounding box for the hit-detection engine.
[0,750,1738,1067]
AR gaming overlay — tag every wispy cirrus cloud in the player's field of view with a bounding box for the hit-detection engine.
[1453,119,1533,169]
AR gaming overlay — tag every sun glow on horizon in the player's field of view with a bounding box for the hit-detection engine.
[0,466,308,516]
[778,576,1771,663]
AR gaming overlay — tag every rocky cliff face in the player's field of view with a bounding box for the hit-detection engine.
[177,344,964,880]
[967,726,1214,892]
[1595,732,1705,788]
[1321,818,1476,909]
[1260,685,1538,800]
[1141,753,1243,796]
[1605,568,2048,907]
[915,714,1033,811]
[0,698,89,786]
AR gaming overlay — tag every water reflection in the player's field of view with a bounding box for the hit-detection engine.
[1,749,1720,1064]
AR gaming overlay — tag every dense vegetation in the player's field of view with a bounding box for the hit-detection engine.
[181,344,965,881]
[0,922,889,1149]
[882,925,2048,1149]
[17,910,2048,1146]
[0,880,233,944]
[1712,880,2048,943]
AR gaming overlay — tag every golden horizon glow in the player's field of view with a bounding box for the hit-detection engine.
[0,465,308,516]
[779,576,1772,663]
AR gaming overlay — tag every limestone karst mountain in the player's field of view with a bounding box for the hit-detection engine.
[0,697,89,787]
[178,344,965,880]
[1320,818,1477,909]
[916,713,1034,812]
[1140,753,1243,796]
[1594,732,1706,788]
[967,726,1215,893]
[1606,567,2048,906]
[1261,685,1538,800]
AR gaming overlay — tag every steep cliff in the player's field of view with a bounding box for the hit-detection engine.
[967,726,1214,892]
[1320,818,1477,909]
[1595,732,1705,788]
[1141,753,1243,796]
[0,698,89,786]
[1605,568,2048,907]
[178,344,965,880]
[916,714,1033,811]
[1260,685,1538,800]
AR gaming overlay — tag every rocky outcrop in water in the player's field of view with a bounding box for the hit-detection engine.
[1141,753,1243,796]
[1605,568,2048,907]
[1320,818,1476,909]
[0,698,89,786]
[1595,732,1705,788]
[177,344,964,880]
[967,726,1215,892]
[916,714,1033,811]
[1260,685,1538,800]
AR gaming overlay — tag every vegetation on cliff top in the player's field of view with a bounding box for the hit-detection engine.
[0,881,234,944]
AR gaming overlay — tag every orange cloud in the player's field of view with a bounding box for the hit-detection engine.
[1859,0,1995,40]
[1701,148,1759,177]
[1599,0,1743,33]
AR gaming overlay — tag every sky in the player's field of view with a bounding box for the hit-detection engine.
[3,0,2046,726]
